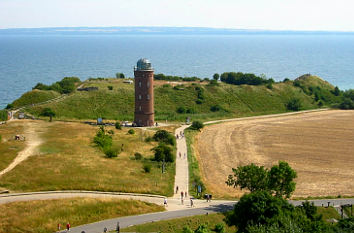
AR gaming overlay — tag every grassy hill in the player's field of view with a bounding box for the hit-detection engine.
[9,75,341,122]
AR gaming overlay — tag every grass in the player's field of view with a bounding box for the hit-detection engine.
[317,206,341,221]
[344,205,353,217]
[185,128,205,198]
[122,213,236,233]
[10,75,337,122]
[0,122,26,171]
[11,89,60,109]
[0,121,175,196]
[0,197,164,233]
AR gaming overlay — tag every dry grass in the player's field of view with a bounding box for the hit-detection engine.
[0,121,26,171]
[196,110,354,198]
[0,197,164,233]
[0,120,175,196]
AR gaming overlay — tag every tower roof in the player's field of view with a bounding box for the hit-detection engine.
[135,58,153,71]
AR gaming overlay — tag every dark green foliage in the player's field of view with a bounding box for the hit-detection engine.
[210,105,221,112]
[93,126,113,149]
[182,226,194,233]
[115,121,122,130]
[153,130,176,146]
[144,136,153,142]
[154,73,200,82]
[190,121,204,131]
[39,107,56,122]
[209,80,218,86]
[128,129,135,135]
[134,152,143,160]
[214,223,225,233]
[116,73,125,79]
[143,164,151,173]
[332,86,341,96]
[226,163,269,192]
[152,143,174,162]
[286,98,302,111]
[339,89,354,109]
[332,217,354,233]
[269,161,297,198]
[5,104,13,109]
[177,106,186,113]
[213,73,220,81]
[283,78,290,82]
[33,77,81,94]
[104,147,118,158]
[220,72,271,86]
[107,85,113,90]
[226,191,295,233]
[266,82,273,89]
[194,224,210,233]
[0,110,8,121]
[107,129,114,135]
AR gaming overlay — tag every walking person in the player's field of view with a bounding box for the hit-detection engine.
[181,191,184,204]
[58,223,61,231]
[116,221,120,233]
[164,197,168,207]
[185,191,187,197]
[176,186,179,194]
[66,222,71,232]
[190,198,194,207]
[103,227,108,233]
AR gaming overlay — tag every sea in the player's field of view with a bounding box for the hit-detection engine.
[1,31,354,109]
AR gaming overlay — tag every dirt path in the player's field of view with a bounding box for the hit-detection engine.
[197,110,354,198]
[0,121,43,177]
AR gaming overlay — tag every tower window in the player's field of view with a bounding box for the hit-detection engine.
[147,81,150,88]
[139,81,142,87]
[138,94,142,100]
[139,106,142,111]
[147,94,150,100]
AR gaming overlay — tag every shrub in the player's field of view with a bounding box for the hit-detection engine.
[153,130,176,146]
[5,104,13,109]
[0,110,8,121]
[107,129,114,135]
[152,143,174,162]
[116,73,125,79]
[128,129,135,135]
[177,106,186,114]
[143,164,151,173]
[104,147,118,158]
[214,223,225,233]
[195,99,203,105]
[266,82,273,89]
[145,136,153,142]
[194,224,210,233]
[115,122,122,130]
[286,98,302,111]
[210,105,221,112]
[33,77,80,94]
[134,152,143,160]
[94,126,113,149]
[186,108,195,114]
[209,79,218,86]
[107,85,113,90]
[191,121,204,131]
[182,226,194,233]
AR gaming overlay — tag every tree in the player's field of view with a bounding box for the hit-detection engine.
[190,121,204,131]
[213,73,220,81]
[116,73,125,79]
[286,98,302,111]
[225,191,295,233]
[333,86,341,96]
[268,161,297,198]
[226,163,269,192]
[153,130,175,146]
[152,143,174,162]
[40,108,56,122]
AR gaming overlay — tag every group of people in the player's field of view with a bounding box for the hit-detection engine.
[59,221,120,233]
[174,186,194,207]
[178,152,187,159]
[176,131,185,139]
[57,223,70,232]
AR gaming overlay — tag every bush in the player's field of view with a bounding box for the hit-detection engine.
[210,105,221,112]
[143,164,151,173]
[115,122,122,130]
[107,86,113,90]
[177,106,186,114]
[220,72,270,86]
[182,226,194,233]
[144,136,153,142]
[134,152,143,160]
[116,73,125,79]
[33,77,80,94]
[128,129,135,135]
[191,121,204,131]
[195,99,203,105]
[0,110,8,121]
[186,108,195,114]
[286,98,302,111]
[152,143,174,162]
[94,126,113,149]
[107,129,114,135]
[104,147,118,158]
[214,223,225,233]
[153,130,176,146]
[5,104,13,109]
[266,82,273,89]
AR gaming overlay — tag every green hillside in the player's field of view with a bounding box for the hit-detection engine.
[10,75,341,122]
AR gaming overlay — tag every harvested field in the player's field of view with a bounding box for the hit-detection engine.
[197,110,354,198]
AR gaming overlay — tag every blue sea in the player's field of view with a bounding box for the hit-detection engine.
[1,33,354,109]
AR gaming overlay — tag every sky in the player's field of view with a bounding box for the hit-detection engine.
[0,0,354,31]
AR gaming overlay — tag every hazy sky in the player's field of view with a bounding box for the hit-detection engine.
[1,0,354,31]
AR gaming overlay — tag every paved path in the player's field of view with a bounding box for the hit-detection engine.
[173,125,190,200]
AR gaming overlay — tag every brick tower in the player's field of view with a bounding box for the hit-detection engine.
[134,58,154,127]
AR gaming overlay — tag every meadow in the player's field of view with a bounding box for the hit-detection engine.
[0,120,176,196]
[0,197,164,233]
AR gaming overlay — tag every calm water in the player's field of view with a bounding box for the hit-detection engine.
[1,34,354,108]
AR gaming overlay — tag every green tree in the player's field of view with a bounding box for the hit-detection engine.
[115,121,122,130]
[286,98,302,111]
[153,130,175,146]
[268,161,297,198]
[116,73,125,79]
[152,143,174,162]
[40,108,56,122]
[190,121,204,131]
[213,73,220,81]
[226,163,269,192]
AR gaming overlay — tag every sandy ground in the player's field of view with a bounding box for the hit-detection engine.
[197,110,354,198]
[0,120,43,177]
